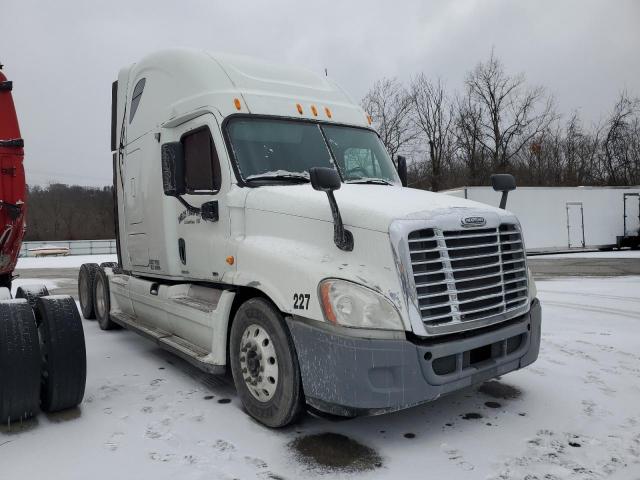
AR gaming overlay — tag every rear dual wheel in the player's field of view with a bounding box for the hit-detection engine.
[78,263,100,319]
[93,268,117,330]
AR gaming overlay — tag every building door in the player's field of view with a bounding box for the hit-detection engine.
[623,193,640,237]
[566,202,585,248]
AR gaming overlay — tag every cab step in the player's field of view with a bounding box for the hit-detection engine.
[109,310,225,375]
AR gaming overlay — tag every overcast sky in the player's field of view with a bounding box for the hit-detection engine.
[2,0,638,186]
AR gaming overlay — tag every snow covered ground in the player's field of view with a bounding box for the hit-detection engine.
[2,266,640,479]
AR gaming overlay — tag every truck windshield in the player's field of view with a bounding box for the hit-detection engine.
[225,117,400,185]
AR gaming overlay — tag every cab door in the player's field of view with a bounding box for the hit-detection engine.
[169,114,231,282]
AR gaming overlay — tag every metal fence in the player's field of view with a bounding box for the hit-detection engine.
[19,239,117,257]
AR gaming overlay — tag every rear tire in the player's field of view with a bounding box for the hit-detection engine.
[93,269,118,330]
[0,300,41,423]
[78,263,100,319]
[35,295,87,412]
[15,284,50,309]
[229,298,304,428]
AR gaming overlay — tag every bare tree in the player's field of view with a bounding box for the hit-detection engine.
[410,75,454,191]
[454,94,488,185]
[464,51,556,172]
[601,91,640,184]
[361,78,416,161]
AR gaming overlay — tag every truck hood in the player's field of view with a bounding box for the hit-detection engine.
[245,184,507,232]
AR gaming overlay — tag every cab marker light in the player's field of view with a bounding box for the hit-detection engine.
[296,103,303,114]
[234,98,242,110]
[324,107,332,118]
[311,105,318,116]
[226,256,235,265]
[367,114,373,125]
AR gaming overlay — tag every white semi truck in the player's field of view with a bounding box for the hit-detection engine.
[79,49,541,427]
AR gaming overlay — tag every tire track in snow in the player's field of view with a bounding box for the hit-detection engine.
[542,300,640,321]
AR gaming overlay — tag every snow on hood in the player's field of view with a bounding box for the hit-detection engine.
[245,184,507,232]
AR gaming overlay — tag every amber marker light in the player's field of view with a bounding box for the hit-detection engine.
[367,114,373,125]
[296,103,303,114]
[324,107,332,118]
[319,282,337,324]
[226,256,235,265]
[311,105,318,116]
[233,98,242,110]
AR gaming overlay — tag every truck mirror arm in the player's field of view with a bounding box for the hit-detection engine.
[309,167,354,252]
[326,190,354,252]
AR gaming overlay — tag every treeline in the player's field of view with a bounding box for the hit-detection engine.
[361,51,640,190]
[24,184,115,241]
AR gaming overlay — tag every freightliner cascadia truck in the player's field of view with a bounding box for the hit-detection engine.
[79,49,541,427]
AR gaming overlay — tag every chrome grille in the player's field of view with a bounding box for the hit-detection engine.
[408,223,528,333]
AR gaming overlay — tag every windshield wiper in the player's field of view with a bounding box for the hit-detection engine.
[246,172,310,183]
[345,178,393,185]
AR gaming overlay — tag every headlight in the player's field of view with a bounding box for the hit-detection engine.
[318,279,403,331]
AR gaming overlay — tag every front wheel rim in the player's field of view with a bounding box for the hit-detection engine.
[239,324,279,402]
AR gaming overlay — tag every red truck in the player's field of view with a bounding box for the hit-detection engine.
[0,63,26,289]
[0,64,86,425]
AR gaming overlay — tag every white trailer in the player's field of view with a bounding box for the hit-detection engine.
[445,186,640,252]
[78,49,541,427]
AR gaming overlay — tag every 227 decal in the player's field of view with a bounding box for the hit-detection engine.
[293,293,310,310]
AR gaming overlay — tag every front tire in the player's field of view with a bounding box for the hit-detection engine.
[229,298,304,428]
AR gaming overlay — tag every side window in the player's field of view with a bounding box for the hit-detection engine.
[182,127,222,193]
[129,78,146,123]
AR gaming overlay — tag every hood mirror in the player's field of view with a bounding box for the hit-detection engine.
[491,174,516,209]
[309,167,353,252]
[396,155,407,187]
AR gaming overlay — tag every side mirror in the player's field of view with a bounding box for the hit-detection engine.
[491,174,516,209]
[161,142,185,196]
[309,167,353,252]
[396,155,407,187]
[309,167,341,192]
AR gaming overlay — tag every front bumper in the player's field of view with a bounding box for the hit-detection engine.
[287,298,541,416]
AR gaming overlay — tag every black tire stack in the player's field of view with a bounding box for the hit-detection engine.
[0,285,87,425]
